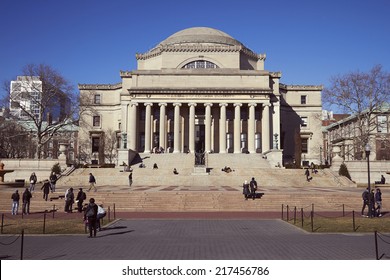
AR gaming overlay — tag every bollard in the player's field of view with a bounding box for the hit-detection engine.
[281,204,284,220]
[352,210,356,231]
[342,204,345,217]
[1,213,4,234]
[301,208,304,228]
[311,211,314,232]
[294,206,297,224]
[113,203,116,220]
[108,206,111,222]
[43,212,47,234]
[20,229,24,260]
[375,231,379,260]
[52,205,56,219]
[286,205,289,221]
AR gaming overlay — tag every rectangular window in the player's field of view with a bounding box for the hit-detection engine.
[377,115,387,133]
[92,137,100,153]
[301,116,308,128]
[301,95,307,105]
[94,94,101,104]
[301,138,308,153]
[93,116,101,127]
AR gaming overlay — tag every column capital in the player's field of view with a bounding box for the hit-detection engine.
[144,102,153,107]
[158,102,167,107]
[204,103,213,107]
[173,102,182,107]
[219,103,228,107]
[233,103,242,107]
[188,102,197,107]
[130,102,138,107]
[262,102,271,107]
[248,102,257,107]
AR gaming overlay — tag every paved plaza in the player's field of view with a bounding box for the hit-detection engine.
[0,218,381,260]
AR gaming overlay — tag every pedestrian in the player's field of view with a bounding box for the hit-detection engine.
[11,189,20,215]
[64,187,74,213]
[128,172,133,187]
[76,188,87,213]
[96,204,107,231]
[49,172,57,193]
[381,175,386,184]
[41,180,52,201]
[369,189,375,217]
[84,198,98,238]
[22,188,32,215]
[305,168,311,182]
[29,172,37,192]
[375,188,382,217]
[173,168,179,175]
[242,180,250,200]
[361,187,369,217]
[250,177,258,200]
[88,173,97,192]
[153,163,158,169]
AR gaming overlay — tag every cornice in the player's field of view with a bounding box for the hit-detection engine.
[78,83,122,90]
[136,44,263,61]
[279,83,323,91]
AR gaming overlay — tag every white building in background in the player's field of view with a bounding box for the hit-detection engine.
[79,27,323,167]
[10,76,42,120]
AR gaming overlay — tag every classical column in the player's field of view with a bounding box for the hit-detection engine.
[204,103,213,153]
[188,103,196,153]
[248,103,257,153]
[219,103,228,153]
[144,103,152,153]
[129,102,138,150]
[234,103,242,153]
[121,103,129,149]
[173,103,182,153]
[159,103,167,150]
[262,102,270,152]
[272,100,280,149]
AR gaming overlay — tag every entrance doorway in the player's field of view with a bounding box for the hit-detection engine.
[195,124,205,153]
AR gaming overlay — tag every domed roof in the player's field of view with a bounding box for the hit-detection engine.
[158,27,244,47]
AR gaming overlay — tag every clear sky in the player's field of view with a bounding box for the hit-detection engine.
[1,0,389,102]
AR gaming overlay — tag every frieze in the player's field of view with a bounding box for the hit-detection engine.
[127,88,272,96]
[78,83,122,90]
[279,83,323,90]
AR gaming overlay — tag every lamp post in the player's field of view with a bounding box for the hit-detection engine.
[365,143,372,217]
[319,146,323,166]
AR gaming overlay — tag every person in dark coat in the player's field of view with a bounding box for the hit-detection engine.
[41,180,51,201]
[361,187,369,217]
[250,177,258,200]
[88,173,97,192]
[76,188,87,213]
[49,172,57,193]
[11,190,20,215]
[242,180,250,200]
[375,188,382,217]
[84,198,98,238]
[29,172,37,192]
[22,188,32,214]
[64,187,74,213]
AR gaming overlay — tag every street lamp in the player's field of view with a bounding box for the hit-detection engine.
[365,143,372,217]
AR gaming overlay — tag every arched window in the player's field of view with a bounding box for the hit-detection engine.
[182,60,219,69]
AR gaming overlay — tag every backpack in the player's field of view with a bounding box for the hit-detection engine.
[86,205,95,218]
[82,192,86,200]
[362,190,369,201]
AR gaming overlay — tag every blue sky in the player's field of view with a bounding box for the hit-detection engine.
[1,0,389,104]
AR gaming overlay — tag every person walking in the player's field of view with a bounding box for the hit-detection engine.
[11,189,20,215]
[242,180,250,200]
[84,198,98,238]
[305,168,311,182]
[88,173,97,192]
[64,187,74,213]
[361,187,370,217]
[76,188,87,213]
[29,172,37,192]
[96,204,107,231]
[250,177,258,200]
[128,172,133,187]
[22,188,32,215]
[41,180,52,201]
[49,172,57,193]
[375,188,382,217]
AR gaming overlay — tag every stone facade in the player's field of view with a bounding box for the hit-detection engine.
[79,27,323,167]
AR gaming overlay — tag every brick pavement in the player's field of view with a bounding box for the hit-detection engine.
[0,218,381,260]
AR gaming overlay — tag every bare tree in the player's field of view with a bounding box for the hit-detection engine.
[103,128,118,164]
[0,118,32,158]
[323,64,390,154]
[3,64,78,158]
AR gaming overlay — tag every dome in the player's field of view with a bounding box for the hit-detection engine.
[158,27,244,47]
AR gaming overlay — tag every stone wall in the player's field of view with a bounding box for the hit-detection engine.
[337,160,390,184]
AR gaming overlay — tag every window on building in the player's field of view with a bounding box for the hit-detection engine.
[93,116,101,127]
[301,95,307,105]
[301,117,308,128]
[94,94,101,104]
[92,137,100,153]
[182,60,219,69]
[377,115,388,133]
[301,138,308,153]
